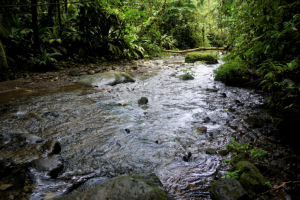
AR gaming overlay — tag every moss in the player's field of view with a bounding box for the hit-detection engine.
[185,52,217,63]
[209,182,218,200]
[230,161,270,193]
[213,57,251,86]
[113,72,135,85]
[231,153,250,165]
[176,74,194,80]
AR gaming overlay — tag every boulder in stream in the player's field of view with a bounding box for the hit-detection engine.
[230,161,271,193]
[210,178,251,200]
[78,71,135,86]
[177,74,194,80]
[185,52,217,63]
[138,97,148,105]
[55,172,175,200]
[32,155,64,178]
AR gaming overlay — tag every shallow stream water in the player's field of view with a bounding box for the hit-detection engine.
[0,55,280,200]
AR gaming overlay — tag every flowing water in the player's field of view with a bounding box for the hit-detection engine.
[0,55,278,200]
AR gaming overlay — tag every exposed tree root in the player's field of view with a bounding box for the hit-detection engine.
[262,181,300,195]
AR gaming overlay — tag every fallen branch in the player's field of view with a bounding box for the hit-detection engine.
[162,47,230,53]
[261,181,300,195]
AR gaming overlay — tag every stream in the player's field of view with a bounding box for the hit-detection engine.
[0,55,287,200]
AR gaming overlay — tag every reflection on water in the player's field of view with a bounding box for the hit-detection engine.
[0,55,273,200]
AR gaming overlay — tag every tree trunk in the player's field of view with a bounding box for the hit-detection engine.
[65,0,68,13]
[48,0,56,27]
[79,3,86,32]
[57,0,62,27]
[31,0,40,53]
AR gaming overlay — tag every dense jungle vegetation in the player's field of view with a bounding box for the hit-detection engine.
[0,0,300,139]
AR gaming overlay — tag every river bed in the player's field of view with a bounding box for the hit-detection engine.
[0,55,296,200]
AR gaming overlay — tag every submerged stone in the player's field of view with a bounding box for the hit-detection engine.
[185,52,217,63]
[177,74,194,80]
[206,148,216,154]
[55,172,175,200]
[138,97,148,105]
[218,150,229,156]
[210,178,250,200]
[41,140,61,157]
[197,126,207,133]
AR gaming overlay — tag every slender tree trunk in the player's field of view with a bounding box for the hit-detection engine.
[57,0,62,27]
[31,0,40,53]
[65,0,68,13]
[79,3,86,32]
[202,25,205,46]
[48,0,56,27]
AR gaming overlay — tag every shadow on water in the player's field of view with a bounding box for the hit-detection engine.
[0,55,284,200]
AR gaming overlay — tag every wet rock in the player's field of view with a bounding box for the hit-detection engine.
[87,70,95,75]
[210,178,251,200]
[183,156,188,162]
[138,97,148,105]
[203,117,211,123]
[206,148,216,154]
[125,129,130,134]
[170,73,176,76]
[78,71,135,86]
[220,93,227,97]
[42,111,60,118]
[0,184,14,191]
[56,172,174,200]
[205,88,218,92]
[17,134,42,145]
[197,126,207,133]
[155,140,158,144]
[188,152,192,159]
[41,140,61,157]
[230,161,271,193]
[69,69,81,76]
[177,74,194,80]
[218,150,229,156]
[32,155,64,178]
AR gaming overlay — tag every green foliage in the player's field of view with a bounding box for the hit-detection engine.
[224,138,269,163]
[249,147,268,161]
[224,169,240,179]
[226,138,252,154]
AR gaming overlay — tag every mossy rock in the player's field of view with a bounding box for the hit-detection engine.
[231,153,250,165]
[55,172,174,200]
[210,178,251,200]
[206,148,216,154]
[185,52,217,63]
[176,74,194,80]
[218,150,229,156]
[230,161,271,193]
[113,72,135,85]
[138,97,148,105]
[213,58,251,86]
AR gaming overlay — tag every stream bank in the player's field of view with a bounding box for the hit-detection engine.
[0,54,300,200]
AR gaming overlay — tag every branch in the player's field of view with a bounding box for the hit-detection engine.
[162,47,230,53]
[261,181,300,195]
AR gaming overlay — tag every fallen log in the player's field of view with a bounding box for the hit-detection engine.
[162,47,231,53]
